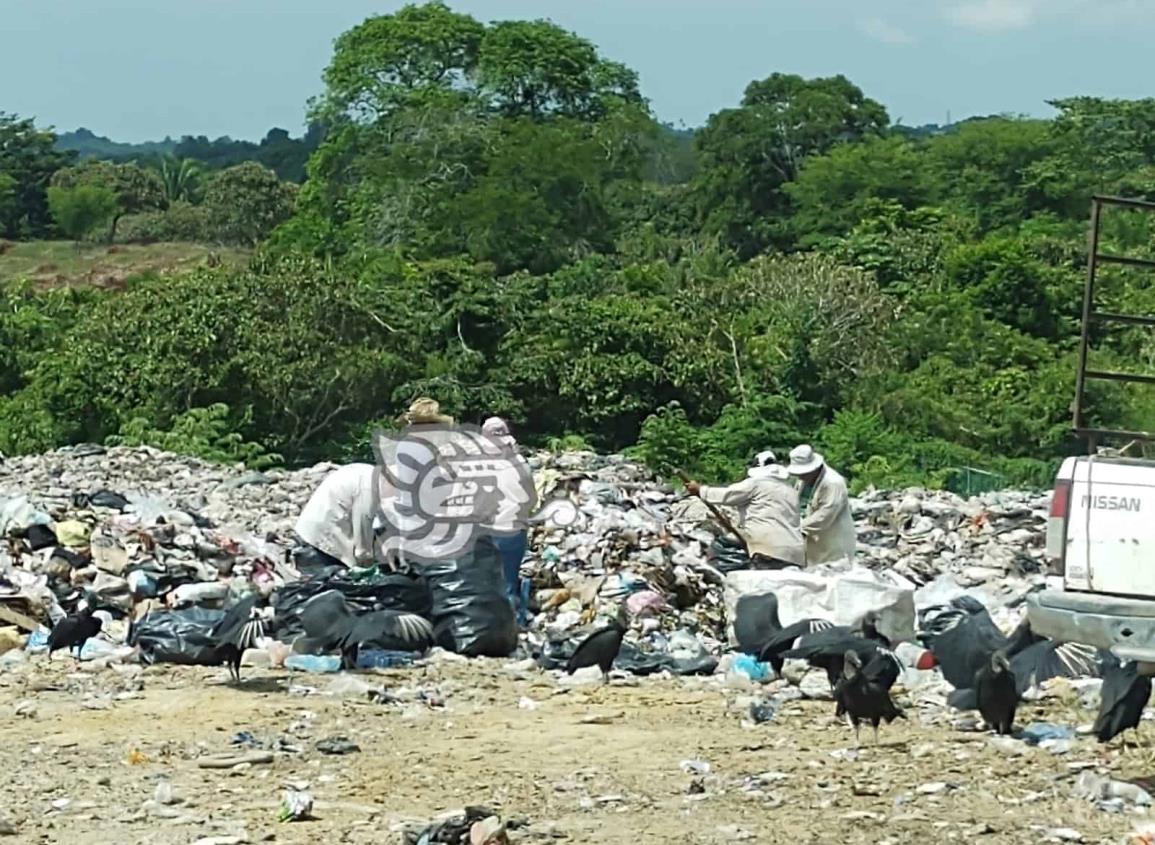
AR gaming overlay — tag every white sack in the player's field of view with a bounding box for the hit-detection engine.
[723,565,916,647]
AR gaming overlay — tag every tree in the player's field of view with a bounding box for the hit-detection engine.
[693,74,889,255]
[0,173,18,233]
[46,184,118,243]
[0,113,76,238]
[923,117,1057,231]
[681,252,897,407]
[298,3,654,272]
[785,135,932,242]
[315,2,486,123]
[50,160,165,242]
[477,19,641,120]
[202,162,297,245]
[155,155,204,203]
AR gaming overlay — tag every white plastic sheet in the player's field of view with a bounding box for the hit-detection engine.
[723,564,917,646]
[0,494,51,537]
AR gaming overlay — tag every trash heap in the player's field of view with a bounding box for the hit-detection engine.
[0,444,1053,670]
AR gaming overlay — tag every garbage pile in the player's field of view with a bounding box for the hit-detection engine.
[522,453,1052,659]
[0,444,1053,670]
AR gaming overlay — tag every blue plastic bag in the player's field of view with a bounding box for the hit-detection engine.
[732,654,771,681]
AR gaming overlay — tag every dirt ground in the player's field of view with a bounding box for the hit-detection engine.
[0,654,1150,845]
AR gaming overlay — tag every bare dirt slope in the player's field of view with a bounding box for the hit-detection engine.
[0,655,1147,845]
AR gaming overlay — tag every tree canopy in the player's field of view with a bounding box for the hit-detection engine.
[2,3,1153,491]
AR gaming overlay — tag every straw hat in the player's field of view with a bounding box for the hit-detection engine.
[401,397,453,425]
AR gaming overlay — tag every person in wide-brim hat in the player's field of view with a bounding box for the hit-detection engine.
[787,443,856,566]
[399,397,454,426]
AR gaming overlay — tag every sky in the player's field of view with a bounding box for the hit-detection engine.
[2,0,1153,142]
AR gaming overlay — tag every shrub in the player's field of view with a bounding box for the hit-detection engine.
[106,403,282,469]
[47,184,118,242]
[117,202,210,244]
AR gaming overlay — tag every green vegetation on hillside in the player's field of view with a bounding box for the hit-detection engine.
[56,125,323,183]
[3,2,1155,489]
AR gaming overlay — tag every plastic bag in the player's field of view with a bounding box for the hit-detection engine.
[733,592,781,654]
[709,536,751,573]
[423,535,517,658]
[128,607,225,666]
[273,573,433,640]
[0,495,50,537]
[534,636,716,677]
[723,566,916,646]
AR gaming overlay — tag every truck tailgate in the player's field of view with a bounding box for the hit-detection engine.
[1066,457,1155,596]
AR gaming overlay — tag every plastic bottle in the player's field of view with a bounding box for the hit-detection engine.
[284,654,343,673]
[355,649,416,670]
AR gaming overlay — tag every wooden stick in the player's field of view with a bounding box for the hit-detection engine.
[674,469,749,554]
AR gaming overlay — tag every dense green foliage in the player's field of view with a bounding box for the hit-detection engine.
[0,113,77,238]
[46,184,119,242]
[50,160,166,242]
[3,4,1155,487]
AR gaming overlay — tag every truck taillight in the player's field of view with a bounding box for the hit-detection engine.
[1050,479,1071,518]
[1046,479,1071,576]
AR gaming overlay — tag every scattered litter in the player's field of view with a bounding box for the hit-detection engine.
[1021,723,1076,746]
[680,759,711,775]
[315,736,361,755]
[1073,771,1153,807]
[277,789,314,822]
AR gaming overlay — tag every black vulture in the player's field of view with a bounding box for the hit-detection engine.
[47,604,103,660]
[208,594,269,684]
[974,650,1018,735]
[1094,660,1152,744]
[565,607,628,684]
[1007,633,1104,695]
[779,611,895,690]
[918,598,1106,695]
[757,618,836,677]
[834,649,905,746]
[915,597,1008,687]
[296,590,434,669]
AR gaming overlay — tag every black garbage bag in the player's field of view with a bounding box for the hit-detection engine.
[128,607,225,666]
[424,535,516,658]
[534,637,717,677]
[71,489,131,511]
[613,641,671,676]
[403,805,518,844]
[709,536,751,573]
[290,544,347,581]
[273,573,433,640]
[533,638,574,671]
[734,592,782,655]
[24,524,59,551]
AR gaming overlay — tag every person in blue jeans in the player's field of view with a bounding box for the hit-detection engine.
[483,416,531,626]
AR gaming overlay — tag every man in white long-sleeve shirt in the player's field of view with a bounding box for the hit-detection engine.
[684,450,804,569]
[786,444,857,566]
[293,462,383,572]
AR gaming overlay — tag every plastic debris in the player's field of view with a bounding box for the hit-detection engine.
[1021,723,1077,745]
[278,788,314,822]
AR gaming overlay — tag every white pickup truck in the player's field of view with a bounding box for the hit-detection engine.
[1024,196,1155,671]
[1027,455,1155,672]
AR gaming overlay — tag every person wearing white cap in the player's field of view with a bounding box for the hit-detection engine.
[684,450,804,569]
[787,444,856,566]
